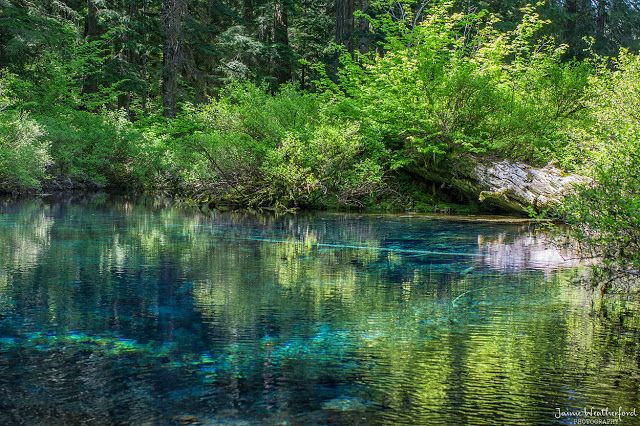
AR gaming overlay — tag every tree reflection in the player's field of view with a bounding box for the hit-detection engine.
[0,196,639,424]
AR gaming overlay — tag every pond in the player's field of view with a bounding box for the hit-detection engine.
[0,195,639,425]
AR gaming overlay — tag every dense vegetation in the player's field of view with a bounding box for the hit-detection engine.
[0,0,639,285]
[560,52,640,290]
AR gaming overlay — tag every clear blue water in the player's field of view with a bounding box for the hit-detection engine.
[0,195,639,425]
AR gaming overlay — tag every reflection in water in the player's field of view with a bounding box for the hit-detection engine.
[0,195,639,425]
[476,231,582,276]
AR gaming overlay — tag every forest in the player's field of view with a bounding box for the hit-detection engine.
[1,0,639,287]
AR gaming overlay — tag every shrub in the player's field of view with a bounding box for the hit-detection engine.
[0,111,50,193]
[263,121,386,208]
[36,108,144,189]
[332,2,591,167]
[0,73,50,192]
[153,82,389,209]
[562,51,640,290]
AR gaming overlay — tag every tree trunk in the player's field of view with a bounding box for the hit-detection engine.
[564,0,577,43]
[118,0,138,117]
[357,0,369,53]
[411,156,588,214]
[596,0,608,40]
[336,0,354,52]
[162,0,184,118]
[244,0,254,29]
[117,93,132,115]
[273,1,291,85]
[140,0,149,115]
[82,0,100,95]
[84,0,99,41]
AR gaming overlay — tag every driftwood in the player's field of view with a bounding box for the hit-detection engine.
[412,156,588,214]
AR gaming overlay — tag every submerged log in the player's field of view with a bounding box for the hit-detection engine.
[412,156,588,214]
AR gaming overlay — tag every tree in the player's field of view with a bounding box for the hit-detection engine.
[336,0,354,51]
[596,0,608,39]
[273,0,292,84]
[82,0,100,96]
[162,0,185,118]
[356,0,370,53]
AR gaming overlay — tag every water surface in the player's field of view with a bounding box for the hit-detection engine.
[0,195,639,425]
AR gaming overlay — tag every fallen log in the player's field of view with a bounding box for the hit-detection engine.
[411,156,588,214]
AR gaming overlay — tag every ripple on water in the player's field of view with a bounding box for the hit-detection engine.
[0,197,639,425]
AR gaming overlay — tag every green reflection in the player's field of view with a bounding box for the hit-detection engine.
[0,195,639,425]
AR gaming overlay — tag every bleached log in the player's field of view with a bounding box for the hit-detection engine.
[412,156,588,213]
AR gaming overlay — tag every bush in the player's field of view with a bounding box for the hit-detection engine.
[562,51,640,290]
[151,83,390,209]
[0,111,50,193]
[36,108,144,189]
[331,3,591,167]
[263,121,386,208]
[0,72,50,192]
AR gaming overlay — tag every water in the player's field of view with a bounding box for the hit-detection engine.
[0,195,639,425]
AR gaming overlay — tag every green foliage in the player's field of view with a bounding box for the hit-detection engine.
[144,83,389,209]
[36,109,144,189]
[0,75,50,193]
[0,0,636,249]
[0,111,49,193]
[0,1,79,69]
[263,122,385,208]
[8,53,82,110]
[203,83,324,147]
[562,51,640,286]
[0,70,148,192]
[332,2,591,167]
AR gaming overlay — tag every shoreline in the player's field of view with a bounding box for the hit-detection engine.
[0,190,550,223]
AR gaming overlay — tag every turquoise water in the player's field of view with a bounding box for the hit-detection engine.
[0,195,639,425]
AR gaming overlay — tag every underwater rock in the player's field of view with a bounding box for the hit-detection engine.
[200,411,254,425]
[173,414,200,425]
[322,396,370,412]
[460,266,475,276]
